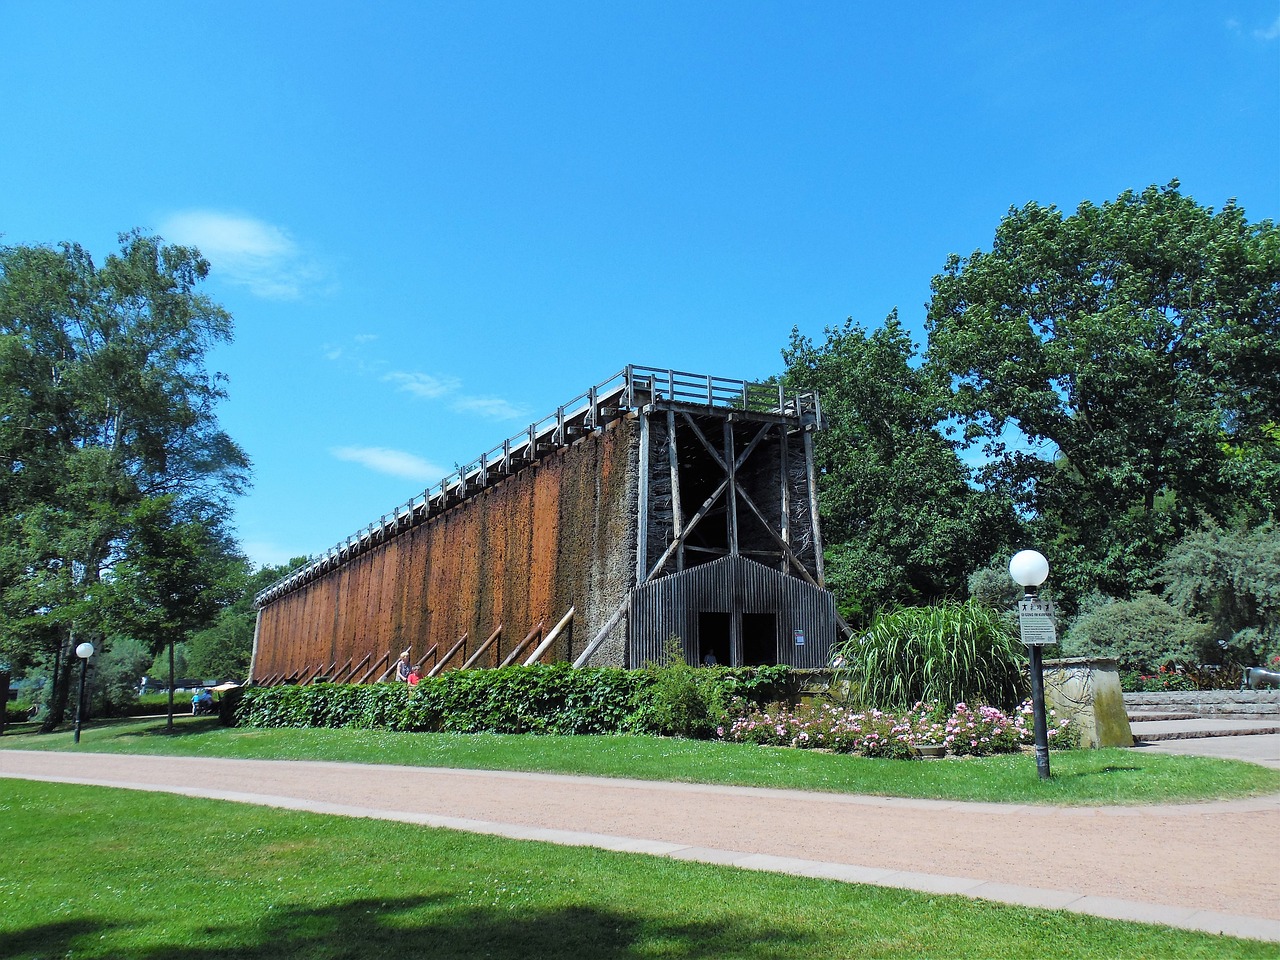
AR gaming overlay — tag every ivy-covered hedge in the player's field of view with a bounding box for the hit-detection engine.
[236,663,799,738]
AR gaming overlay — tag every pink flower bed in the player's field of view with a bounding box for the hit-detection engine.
[717,699,1074,759]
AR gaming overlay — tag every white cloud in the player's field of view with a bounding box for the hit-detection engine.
[160,210,323,300]
[451,395,529,421]
[384,371,462,399]
[1256,15,1280,39]
[331,445,447,483]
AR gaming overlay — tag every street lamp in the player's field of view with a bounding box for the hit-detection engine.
[73,641,94,744]
[1009,550,1053,780]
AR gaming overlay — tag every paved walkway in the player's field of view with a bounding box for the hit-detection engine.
[3,749,1278,944]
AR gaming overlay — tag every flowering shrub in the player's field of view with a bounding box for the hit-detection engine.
[717,699,1076,758]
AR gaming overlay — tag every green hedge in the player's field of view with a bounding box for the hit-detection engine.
[236,663,799,738]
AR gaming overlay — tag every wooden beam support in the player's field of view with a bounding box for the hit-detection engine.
[667,408,683,572]
[524,607,575,665]
[573,596,630,667]
[414,644,438,672]
[462,624,502,670]
[499,622,543,668]
[357,650,390,685]
[428,632,469,678]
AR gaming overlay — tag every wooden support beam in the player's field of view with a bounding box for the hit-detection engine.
[357,650,390,685]
[524,607,575,665]
[724,419,739,556]
[462,624,502,670]
[428,632,469,678]
[572,596,630,668]
[331,656,357,684]
[667,408,683,572]
[413,644,438,672]
[645,477,728,581]
[636,411,650,584]
[734,483,824,590]
[779,426,791,574]
[500,622,543,668]
[803,428,825,586]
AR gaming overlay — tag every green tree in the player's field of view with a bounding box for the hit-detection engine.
[0,232,249,730]
[107,495,243,729]
[782,312,1018,622]
[185,556,308,682]
[1159,522,1280,666]
[925,182,1280,607]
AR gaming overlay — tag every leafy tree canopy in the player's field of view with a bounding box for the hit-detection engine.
[0,231,249,727]
[783,311,1017,622]
[925,182,1279,604]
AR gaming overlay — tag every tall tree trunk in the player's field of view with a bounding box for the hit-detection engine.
[39,627,74,733]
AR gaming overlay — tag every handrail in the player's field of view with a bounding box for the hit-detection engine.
[254,364,821,608]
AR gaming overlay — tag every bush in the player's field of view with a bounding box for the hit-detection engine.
[1062,592,1213,673]
[836,601,1027,710]
[235,663,799,739]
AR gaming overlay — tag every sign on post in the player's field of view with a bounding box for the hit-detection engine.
[793,628,805,647]
[1017,597,1057,646]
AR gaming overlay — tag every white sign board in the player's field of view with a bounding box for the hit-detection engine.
[1018,597,1057,646]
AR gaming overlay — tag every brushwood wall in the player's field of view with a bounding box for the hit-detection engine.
[252,417,639,682]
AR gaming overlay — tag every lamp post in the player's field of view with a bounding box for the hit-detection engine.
[1009,550,1052,780]
[73,641,94,744]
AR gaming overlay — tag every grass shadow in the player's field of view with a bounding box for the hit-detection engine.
[5,895,818,960]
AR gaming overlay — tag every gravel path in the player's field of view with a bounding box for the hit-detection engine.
[4,749,1278,942]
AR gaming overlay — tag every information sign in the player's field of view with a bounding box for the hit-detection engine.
[1017,597,1058,646]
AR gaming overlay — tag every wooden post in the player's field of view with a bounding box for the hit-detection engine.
[428,632,468,678]
[572,596,631,668]
[779,424,791,574]
[637,409,650,584]
[499,622,543,668]
[462,625,502,670]
[724,419,739,557]
[802,428,825,586]
[524,607,575,665]
[667,409,683,572]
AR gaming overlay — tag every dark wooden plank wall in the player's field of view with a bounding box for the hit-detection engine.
[252,418,638,682]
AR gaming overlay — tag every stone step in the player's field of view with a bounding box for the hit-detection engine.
[1129,718,1280,741]
[1128,711,1199,722]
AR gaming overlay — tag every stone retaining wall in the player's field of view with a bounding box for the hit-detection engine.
[1124,690,1280,719]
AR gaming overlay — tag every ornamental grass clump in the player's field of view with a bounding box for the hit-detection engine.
[836,601,1028,710]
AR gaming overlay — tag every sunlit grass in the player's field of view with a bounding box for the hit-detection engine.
[1,779,1272,960]
[5,715,1277,806]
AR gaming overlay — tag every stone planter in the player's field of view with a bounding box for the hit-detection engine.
[1043,657,1133,748]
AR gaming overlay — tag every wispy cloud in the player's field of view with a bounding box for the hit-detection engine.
[1256,15,1280,40]
[384,369,527,420]
[384,371,462,399]
[331,446,447,483]
[160,210,325,300]
[451,395,529,420]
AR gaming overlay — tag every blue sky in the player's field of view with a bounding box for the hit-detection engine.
[3,2,1278,570]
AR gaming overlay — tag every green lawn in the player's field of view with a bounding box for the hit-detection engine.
[1,778,1272,960]
[4,714,1279,805]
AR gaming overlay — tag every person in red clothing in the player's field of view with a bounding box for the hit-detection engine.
[407,667,421,686]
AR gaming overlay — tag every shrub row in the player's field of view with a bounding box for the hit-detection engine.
[236,663,798,738]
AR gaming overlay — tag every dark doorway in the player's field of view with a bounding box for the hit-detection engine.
[698,612,731,666]
[742,613,777,666]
